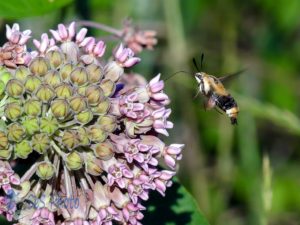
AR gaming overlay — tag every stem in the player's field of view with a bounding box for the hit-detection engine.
[51,141,65,158]
[76,20,123,37]
[63,165,72,198]
[20,162,38,182]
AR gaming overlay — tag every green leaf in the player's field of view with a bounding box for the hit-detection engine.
[0,0,73,19]
[143,178,210,225]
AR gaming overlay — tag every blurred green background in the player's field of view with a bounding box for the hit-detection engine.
[1,0,300,225]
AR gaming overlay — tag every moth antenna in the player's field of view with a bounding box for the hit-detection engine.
[200,53,204,70]
[192,58,200,72]
[164,70,193,82]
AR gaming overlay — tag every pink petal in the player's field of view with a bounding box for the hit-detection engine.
[152,93,169,101]
[123,57,141,67]
[10,174,20,185]
[58,24,68,39]
[149,74,161,86]
[68,22,76,39]
[155,128,169,136]
[50,29,62,41]
[164,155,176,169]
[76,28,88,43]
[114,43,124,59]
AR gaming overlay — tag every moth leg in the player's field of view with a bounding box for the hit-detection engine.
[204,97,216,110]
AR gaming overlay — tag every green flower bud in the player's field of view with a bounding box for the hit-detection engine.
[45,50,65,68]
[51,99,69,120]
[100,79,116,97]
[24,75,42,93]
[0,80,5,96]
[92,140,114,160]
[32,133,50,154]
[85,85,104,106]
[36,84,55,102]
[60,63,75,80]
[97,115,116,133]
[7,123,25,142]
[24,99,42,116]
[40,117,58,135]
[55,83,73,98]
[92,98,110,115]
[70,67,88,86]
[86,64,103,83]
[36,161,55,180]
[22,118,39,135]
[15,66,30,81]
[69,96,87,113]
[88,125,107,142]
[6,79,24,98]
[77,127,90,146]
[4,102,22,121]
[15,140,32,159]
[84,152,103,176]
[0,71,12,84]
[62,130,79,149]
[75,110,93,125]
[0,149,12,159]
[0,131,8,149]
[66,151,83,170]
[44,70,62,87]
[77,86,87,96]
[29,57,50,76]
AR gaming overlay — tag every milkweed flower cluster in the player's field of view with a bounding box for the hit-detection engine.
[0,21,183,225]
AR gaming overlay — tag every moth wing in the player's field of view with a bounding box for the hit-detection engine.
[218,69,246,83]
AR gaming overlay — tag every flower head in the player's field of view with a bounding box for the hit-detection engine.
[0,21,184,225]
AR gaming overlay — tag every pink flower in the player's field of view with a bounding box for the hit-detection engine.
[113,43,141,67]
[163,144,184,170]
[0,195,16,221]
[50,22,76,42]
[33,33,57,55]
[107,163,134,188]
[0,161,20,194]
[152,107,174,136]
[6,23,31,45]
[31,207,55,225]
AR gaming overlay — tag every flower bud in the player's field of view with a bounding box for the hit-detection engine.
[36,161,55,180]
[0,80,4,96]
[77,127,90,146]
[32,133,50,154]
[85,85,104,106]
[6,79,24,98]
[0,149,12,159]
[51,99,69,120]
[35,84,55,102]
[4,102,22,121]
[24,99,42,116]
[84,152,103,176]
[88,125,107,142]
[60,63,75,80]
[69,96,87,113]
[0,131,8,149]
[22,117,39,135]
[70,67,88,86]
[15,140,32,159]
[7,123,25,142]
[55,82,73,98]
[29,57,50,76]
[66,151,83,170]
[15,66,30,81]
[97,115,116,133]
[0,71,12,84]
[100,79,115,97]
[40,117,58,135]
[92,98,110,115]
[75,110,93,125]
[92,140,114,160]
[86,63,103,83]
[62,130,79,149]
[77,86,87,95]
[44,70,62,87]
[45,50,65,68]
[24,75,42,93]
[104,61,124,82]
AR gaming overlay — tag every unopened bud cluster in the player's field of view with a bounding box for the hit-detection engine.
[0,21,183,225]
